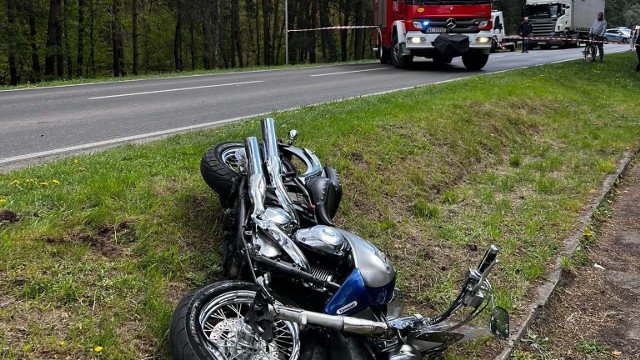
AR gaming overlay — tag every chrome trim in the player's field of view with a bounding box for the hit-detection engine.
[262,118,298,223]
[245,137,266,218]
[336,229,395,288]
[272,304,390,337]
[246,134,309,270]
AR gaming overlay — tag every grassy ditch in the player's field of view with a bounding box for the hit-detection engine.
[1,53,640,359]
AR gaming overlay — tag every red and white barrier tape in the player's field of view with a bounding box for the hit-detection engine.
[507,35,638,46]
[288,25,379,33]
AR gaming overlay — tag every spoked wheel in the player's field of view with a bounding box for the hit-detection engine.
[170,281,325,360]
[584,44,597,62]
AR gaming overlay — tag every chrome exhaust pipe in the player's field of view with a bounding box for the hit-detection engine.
[261,118,297,223]
[245,134,310,270]
[272,304,390,337]
[245,137,266,218]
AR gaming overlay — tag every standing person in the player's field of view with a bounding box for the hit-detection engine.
[518,17,533,53]
[588,12,607,61]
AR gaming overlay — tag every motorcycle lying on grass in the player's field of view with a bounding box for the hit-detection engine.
[169,118,509,360]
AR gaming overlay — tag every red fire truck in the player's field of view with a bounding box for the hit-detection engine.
[374,0,494,70]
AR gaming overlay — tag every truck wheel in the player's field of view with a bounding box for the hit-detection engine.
[540,44,552,50]
[391,33,412,69]
[461,53,489,71]
[490,39,497,53]
[509,44,516,52]
[379,35,391,64]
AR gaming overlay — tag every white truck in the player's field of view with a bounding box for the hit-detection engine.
[524,0,606,49]
[490,11,516,52]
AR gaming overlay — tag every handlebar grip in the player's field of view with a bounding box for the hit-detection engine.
[477,245,499,273]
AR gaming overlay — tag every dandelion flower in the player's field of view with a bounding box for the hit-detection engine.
[0,197,6,204]
[58,341,65,346]
[94,346,103,353]
[11,180,20,186]
[52,179,60,185]
[40,182,49,186]
[73,159,79,164]
[583,229,593,237]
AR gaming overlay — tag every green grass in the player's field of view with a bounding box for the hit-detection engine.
[2,52,640,359]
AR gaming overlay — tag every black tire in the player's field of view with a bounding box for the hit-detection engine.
[391,33,412,69]
[170,281,326,360]
[509,44,516,52]
[378,35,391,64]
[200,142,244,208]
[540,44,552,50]
[622,38,629,44]
[584,44,597,62]
[461,53,489,71]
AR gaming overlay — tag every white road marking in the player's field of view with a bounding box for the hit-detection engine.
[0,114,266,165]
[87,81,264,99]
[310,68,385,77]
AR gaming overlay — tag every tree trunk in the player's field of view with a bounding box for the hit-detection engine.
[87,0,96,76]
[354,0,364,60]
[76,0,85,77]
[7,0,18,85]
[174,0,183,71]
[132,0,139,75]
[45,0,62,78]
[340,0,350,62]
[64,0,73,77]
[28,0,42,82]
[189,19,195,70]
[319,0,337,62]
[56,0,64,78]
[110,0,126,76]
[232,0,244,67]
[261,0,272,65]
[309,0,318,63]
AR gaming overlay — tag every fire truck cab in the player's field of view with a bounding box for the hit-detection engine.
[374,0,494,70]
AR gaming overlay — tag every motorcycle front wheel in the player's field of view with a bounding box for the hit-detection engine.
[170,281,325,360]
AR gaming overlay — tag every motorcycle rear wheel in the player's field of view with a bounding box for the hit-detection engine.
[201,142,244,208]
[170,281,326,360]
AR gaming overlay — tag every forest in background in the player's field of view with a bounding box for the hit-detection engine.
[1,0,638,86]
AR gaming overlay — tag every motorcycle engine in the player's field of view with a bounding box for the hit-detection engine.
[253,207,294,258]
[294,225,350,259]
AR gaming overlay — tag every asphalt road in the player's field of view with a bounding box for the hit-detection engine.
[0,44,629,171]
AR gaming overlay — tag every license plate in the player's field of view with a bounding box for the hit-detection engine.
[426,27,446,33]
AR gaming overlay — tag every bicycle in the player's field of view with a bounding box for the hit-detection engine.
[583,36,598,62]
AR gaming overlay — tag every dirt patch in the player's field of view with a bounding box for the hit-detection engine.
[45,220,137,258]
[0,209,19,224]
[514,159,640,360]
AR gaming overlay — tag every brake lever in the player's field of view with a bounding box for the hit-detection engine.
[463,260,497,307]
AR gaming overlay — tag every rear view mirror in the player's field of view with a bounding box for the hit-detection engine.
[288,129,298,145]
[489,306,510,339]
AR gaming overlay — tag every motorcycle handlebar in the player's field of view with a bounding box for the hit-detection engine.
[477,245,499,274]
